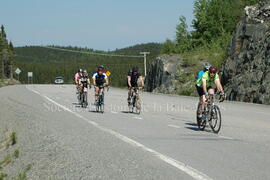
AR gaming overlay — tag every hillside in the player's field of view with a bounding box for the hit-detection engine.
[14,43,162,85]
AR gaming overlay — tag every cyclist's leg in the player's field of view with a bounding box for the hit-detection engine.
[208,88,215,104]
[95,86,99,103]
[196,86,204,117]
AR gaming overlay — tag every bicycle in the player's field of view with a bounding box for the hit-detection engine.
[128,87,142,114]
[196,93,225,134]
[95,85,109,113]
[80,84,89,108]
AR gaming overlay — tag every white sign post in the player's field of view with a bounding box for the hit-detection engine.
[27,72,33,84]
[15,68,22,81]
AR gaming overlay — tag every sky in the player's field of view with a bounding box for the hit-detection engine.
[0,0,195,50]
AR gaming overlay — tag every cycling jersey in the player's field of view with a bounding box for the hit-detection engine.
[196,71,219,88]
[127,71,141,87]
[92,72,107,86]
[75,73,81,82]
[196,70,206,81]
[80,75,89,88]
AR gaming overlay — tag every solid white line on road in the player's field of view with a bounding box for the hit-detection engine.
[27,88,213,180]
[111,111,118,114]
[168,124,181,129]
[133,117,143,120]
[218,136,234,140]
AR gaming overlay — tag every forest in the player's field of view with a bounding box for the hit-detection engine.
[0,25,14,79]
[14,43,162,86]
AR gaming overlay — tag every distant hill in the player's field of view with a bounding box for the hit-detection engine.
[14,43,162,85]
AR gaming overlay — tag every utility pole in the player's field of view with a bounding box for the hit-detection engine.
[140,52,150,77]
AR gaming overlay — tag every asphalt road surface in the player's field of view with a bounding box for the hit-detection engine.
[0,85,270,180]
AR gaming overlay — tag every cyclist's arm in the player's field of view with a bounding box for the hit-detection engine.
[127,76,131,87]
[105,77,109,86]
[139,76,144,87]
[215,79,223,93]
[87,78,90,85]
[92,77,96,86]
[202,78,208,95]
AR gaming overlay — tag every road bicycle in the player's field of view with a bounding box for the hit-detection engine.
[95,85,109,113]
[196,93,225,133]
[128,87,142,114]
[80,84,89,108]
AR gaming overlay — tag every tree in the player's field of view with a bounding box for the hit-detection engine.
[176,16,191,53]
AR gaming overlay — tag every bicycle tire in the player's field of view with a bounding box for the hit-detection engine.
[196,103,206,131]
[135,97,141,115]
[210,105,222,133]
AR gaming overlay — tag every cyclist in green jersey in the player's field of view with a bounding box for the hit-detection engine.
[196,67,225,118]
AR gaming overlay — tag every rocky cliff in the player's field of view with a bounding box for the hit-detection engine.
[221,2,270,104]
[145,55,196,95]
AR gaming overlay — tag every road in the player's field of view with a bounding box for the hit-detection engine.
[0,85,270,180]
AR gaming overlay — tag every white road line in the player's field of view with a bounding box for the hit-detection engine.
[111,111,118,114]
[218,136,234,140]
[133,117,143,120]
[28,88,213,180]
[168,124,181,129]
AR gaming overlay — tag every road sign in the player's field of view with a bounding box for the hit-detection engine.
[28,72,33,77]
[15,68,21,75]
[106,71,111,76]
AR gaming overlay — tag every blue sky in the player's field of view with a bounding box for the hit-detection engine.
[0,0,195,50]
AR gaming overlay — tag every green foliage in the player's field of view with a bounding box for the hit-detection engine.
[13,149,20,159]
[162,0,263,68]
[0,24,14,79]
[10,132,17,145]
[176,16,192,53]
[14,43,162,86]
[0,173,7,180]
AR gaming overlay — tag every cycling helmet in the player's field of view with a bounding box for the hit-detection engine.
[209,66,218,73]
[83,69,87,73]
[78,69,83,73]
[132,66,139,72]
[204,63,211,71]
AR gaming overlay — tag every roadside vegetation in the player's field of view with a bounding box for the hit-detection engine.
[161,0,262,69]
[0,130,31,180]
[14,43,162,87]
[159,0,263,96]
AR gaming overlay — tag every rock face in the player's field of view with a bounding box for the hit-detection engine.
[146,55,195,95]
[221,2,270,105]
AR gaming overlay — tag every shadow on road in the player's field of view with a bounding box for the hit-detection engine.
[121,111,131,114]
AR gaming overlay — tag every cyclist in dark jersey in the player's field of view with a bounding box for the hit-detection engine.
[127,67,144,103]
[92,66,109,104]
[79,70,90,89]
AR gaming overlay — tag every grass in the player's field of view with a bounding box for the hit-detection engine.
[13,150,19,159]
[10,132,17,146]
[0,173,7,180]
[12,165,31,180]
[0,155,12,168]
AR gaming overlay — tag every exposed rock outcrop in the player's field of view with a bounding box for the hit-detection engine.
[145,55,195,95]
[221,2,270,104]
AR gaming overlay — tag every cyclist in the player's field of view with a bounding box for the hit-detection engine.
[196,63,211,80]
[79,69,91,90]
[196,66,225,119]
[127,67,144,104]
[92,66,109,104]
[75,69,83,93]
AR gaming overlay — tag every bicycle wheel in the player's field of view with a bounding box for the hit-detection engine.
[210,105,222,133]
[83,92,88,108]
[196,103,206,131]
[135,97,141,115]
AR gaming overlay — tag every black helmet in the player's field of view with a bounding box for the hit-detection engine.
[132,66,139,72]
